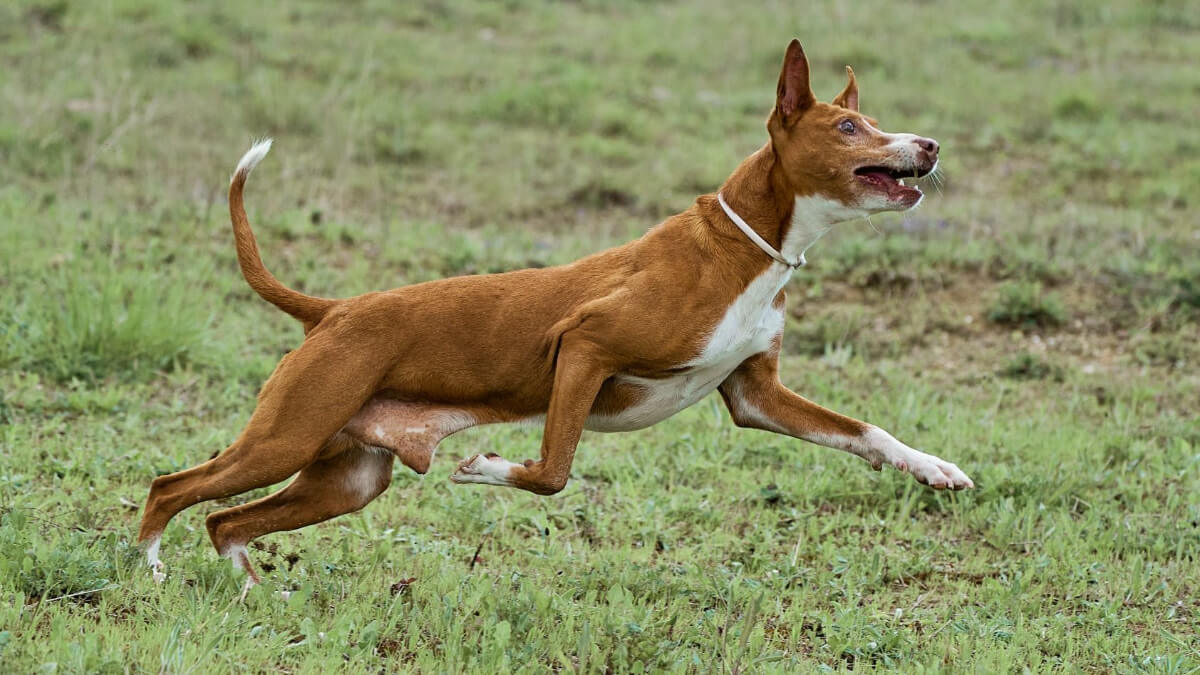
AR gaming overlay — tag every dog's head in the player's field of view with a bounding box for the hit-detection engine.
[767,39,939,217]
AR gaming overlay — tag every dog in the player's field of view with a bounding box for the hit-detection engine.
[138,39,973,592]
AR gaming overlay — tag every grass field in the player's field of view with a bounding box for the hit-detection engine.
[2,0,1199,671]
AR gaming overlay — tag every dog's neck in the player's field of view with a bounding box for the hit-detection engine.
[715,143,856,266]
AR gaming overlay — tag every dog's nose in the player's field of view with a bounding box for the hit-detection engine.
[915,137,939,155]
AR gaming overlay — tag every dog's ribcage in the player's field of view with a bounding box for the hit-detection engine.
[585,265,789,432]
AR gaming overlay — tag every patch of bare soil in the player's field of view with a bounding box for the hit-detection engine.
[792,270,1199,405]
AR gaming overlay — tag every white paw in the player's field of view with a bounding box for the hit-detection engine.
[450,453,520,486]
[893,451,973,490]
[238,576,257,602]
[147,539,166,584]
[863,427,973,490]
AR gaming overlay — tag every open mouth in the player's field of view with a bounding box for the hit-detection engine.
[853,165,932,203]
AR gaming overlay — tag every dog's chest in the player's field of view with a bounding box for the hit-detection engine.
[586,266,789,432]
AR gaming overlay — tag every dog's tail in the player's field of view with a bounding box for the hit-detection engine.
[228,139,334,328]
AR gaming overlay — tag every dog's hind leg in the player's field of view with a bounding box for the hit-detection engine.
[136,332,385,577]
[204,439,395,596]
[205,402,480,593]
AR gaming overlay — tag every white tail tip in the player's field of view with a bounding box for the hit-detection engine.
[232,138,273,184]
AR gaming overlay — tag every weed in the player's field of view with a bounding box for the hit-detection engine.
[784,306,867,357]
[0,264,211,383]
[1172,275,1200,311]
[1131,331,1197,369]
[1054,92,1103,122]
[997,352,1064,381]
[986,281,1067,329]
[0,509,122,600]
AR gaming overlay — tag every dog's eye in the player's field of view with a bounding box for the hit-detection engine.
[838,120,856,135]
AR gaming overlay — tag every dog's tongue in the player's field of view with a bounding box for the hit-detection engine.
[861,169,898,187]
[857,169,920,203]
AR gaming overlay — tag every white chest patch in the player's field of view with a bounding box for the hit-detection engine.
[586,265,790,432]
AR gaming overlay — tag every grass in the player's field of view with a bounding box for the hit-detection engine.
[1,261,212,382]
[986,282,1067,329]
[997,352,1064,382]
[1,0,1198,671]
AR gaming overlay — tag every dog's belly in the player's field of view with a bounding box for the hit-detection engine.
[585,363,740,432]
[340,399,478,472]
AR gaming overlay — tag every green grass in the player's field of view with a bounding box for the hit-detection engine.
[1,0,1198,671]
[1,261,213,383]
[986,282,1067,329]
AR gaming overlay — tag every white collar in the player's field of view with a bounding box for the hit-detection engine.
[716,193,804,268]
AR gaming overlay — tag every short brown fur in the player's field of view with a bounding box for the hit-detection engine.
[138,39,970,587]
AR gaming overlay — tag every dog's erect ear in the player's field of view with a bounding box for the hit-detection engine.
[832,66,859,112]
[775,39,816,121]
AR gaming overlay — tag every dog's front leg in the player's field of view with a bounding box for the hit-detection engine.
[718,353,973,490]
[452,339,609,495]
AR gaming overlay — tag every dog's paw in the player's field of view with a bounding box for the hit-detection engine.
[144,537,166,583]
[894,452,973,490]
[150,560,166,585]
[147,542,166,584]
[451,453,519,487]
[238,576,258,603]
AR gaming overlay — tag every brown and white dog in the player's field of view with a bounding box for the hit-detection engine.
[139,39,972,590]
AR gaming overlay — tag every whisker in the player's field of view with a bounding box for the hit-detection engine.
[865,214,881,234]
[929,165,946,195]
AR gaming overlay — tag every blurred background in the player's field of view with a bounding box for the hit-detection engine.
[2,0,1197,382]
[1,1,1197,671]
